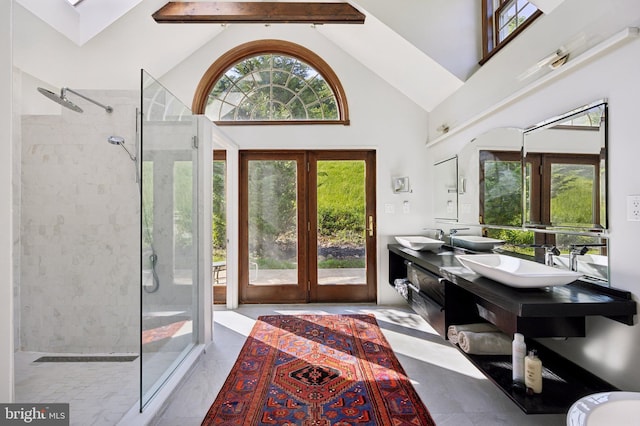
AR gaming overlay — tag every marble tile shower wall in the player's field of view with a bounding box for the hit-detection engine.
[19,90,140,354]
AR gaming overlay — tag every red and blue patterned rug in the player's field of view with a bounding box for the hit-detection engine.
[201,314,435,425]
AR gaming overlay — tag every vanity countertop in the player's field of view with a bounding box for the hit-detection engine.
[388,244,636,324]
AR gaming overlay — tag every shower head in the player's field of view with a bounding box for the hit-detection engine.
[108,136,136,161]
[37,87,113,113]
[37,87,83,113]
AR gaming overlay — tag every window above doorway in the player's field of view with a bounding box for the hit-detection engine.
[208,53,338,122]
[481,0,542,64]
[192,40,350,125]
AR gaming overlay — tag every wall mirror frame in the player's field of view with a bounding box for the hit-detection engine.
[523,99,608,232]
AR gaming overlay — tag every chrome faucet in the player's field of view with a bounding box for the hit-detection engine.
[569,246,589,271]
[518,244,560,266]
[423,228,444,240]
[568,243,606,271]
[449,228,469,236]
[449,228,469,247]
[544,245,561,266]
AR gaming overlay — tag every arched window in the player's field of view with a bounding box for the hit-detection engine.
[193,40,349,125]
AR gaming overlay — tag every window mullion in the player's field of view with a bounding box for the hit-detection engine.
[195,40,347,123]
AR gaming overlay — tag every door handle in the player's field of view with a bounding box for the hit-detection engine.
[367,215,374,237]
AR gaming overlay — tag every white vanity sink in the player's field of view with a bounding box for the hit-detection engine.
[456,254,582,288]
[567,391,640,426]
[395,236,444,252]
[450,235,505,251]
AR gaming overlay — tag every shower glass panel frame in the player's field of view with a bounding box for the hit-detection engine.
[140,70,199,410]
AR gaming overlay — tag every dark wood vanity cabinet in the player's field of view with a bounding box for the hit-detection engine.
[389,245,636,336]
[388,244,637,414]
[403,261,481,338]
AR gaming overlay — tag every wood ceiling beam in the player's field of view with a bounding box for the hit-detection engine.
[152,2,365,24]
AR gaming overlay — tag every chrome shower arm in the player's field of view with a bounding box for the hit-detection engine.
[63,88,113,113]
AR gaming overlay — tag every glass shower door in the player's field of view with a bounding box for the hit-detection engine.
[140,70,199,409]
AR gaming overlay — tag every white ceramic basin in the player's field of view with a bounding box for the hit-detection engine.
[567,392,640,426]
[450,235,505,251]
[395,236,444,252]
[456,254,582,288]
[554,254,608,280]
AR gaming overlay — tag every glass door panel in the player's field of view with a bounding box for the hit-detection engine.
[140,70,199,409]
[309,151,376,303]
[239,152,307,303]
[248,159,299,286]
[316,160,366,285]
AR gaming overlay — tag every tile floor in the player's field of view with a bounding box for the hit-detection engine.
[153,304,568,426]
[14,304,570,425]
[14,351,139,425]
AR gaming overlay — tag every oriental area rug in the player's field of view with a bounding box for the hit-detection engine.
[201,314,435,425]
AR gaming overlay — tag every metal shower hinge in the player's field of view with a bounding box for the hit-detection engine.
[192,135,198,149]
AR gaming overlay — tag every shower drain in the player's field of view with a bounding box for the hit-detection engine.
[34,355,139,363]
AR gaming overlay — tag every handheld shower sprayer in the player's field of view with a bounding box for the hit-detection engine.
[108,136,136,161]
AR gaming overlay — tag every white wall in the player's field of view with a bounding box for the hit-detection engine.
[351,0,480,81]
[428,17,640,390]
[1,0,14,403]
[12,0,222,91]
[429,0,640,138]
[161,24,433,305]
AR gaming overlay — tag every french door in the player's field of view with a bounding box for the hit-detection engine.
[239,150,376,303]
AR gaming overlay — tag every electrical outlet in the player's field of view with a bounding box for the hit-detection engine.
[628,195,640,221]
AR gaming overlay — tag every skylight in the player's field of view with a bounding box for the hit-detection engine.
[19,0,143,45]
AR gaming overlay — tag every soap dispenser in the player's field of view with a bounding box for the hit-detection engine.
[524,349,543,394]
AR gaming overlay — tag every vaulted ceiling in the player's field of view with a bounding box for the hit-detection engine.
[14,0,566,112]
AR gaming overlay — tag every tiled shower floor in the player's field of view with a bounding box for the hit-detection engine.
[14,351,139,425]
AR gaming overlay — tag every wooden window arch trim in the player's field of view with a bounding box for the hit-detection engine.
[192,39,350,125]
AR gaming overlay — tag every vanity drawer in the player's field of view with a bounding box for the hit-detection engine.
[407,262,445,305]
[409,287,446,338]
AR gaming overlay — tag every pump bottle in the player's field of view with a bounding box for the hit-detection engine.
[524,349,543,394]
[512,333,526,388]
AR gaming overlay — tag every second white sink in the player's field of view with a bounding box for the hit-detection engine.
[395,236,444,252]
[450,235,505,251]
[456,254,582,288]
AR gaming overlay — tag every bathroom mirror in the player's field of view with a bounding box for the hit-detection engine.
[434,156,458,220]
[456,127,524,226]
[523,100,607,231]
